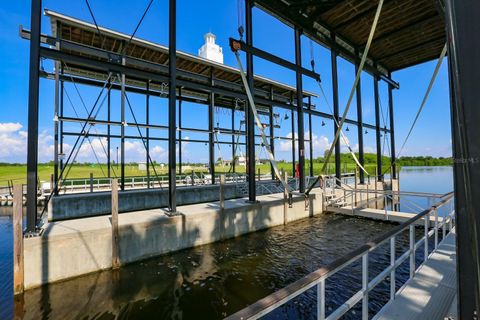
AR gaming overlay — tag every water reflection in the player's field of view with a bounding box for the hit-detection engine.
[16,215,410,319]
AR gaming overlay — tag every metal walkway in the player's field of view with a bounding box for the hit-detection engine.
[375,229,457,320]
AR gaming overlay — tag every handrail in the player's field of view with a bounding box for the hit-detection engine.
[225,192,455,320]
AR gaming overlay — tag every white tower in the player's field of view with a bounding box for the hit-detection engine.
[198,32,224,64]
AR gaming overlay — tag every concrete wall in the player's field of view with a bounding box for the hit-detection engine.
[48,180,302,221]
[49,184,239,221]
[24,191,324,289]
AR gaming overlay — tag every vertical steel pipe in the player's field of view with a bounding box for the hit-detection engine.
[168,0,177,212]
[26,0,42,232]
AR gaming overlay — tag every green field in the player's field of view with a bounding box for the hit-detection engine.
[0,162,387,186]
[0,153,451,186]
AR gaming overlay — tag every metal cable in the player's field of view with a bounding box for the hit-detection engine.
[121,0,155,56]
[85,0,106,49]
[63,62,117,177]
[384,43,447,175]
[306,0,384,195]
[63,87,108,178]
[123,91,164,189]
[234,51,291,193]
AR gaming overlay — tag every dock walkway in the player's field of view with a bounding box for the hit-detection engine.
[375,229,457,319]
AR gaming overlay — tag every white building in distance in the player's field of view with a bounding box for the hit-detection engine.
[198,32,224,64]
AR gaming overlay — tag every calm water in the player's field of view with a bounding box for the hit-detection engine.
[0,166,453,319]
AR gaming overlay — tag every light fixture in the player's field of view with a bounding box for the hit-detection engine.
[380,134,383,137]
[284,114,289,120]
[346,126,350,132]
[365,129,368,134]
[321,121,326,126]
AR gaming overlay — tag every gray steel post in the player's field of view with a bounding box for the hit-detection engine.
[355,49,365,184]
[388,73,397,179]
[209,69,215,184]
[168,0,177,212]
[308,96,314,177]
[121,56,126,190]
[295,27,305,193]
[245,0,256,202]
[146,81,150,187]
[26,0,42,232]
[374,73,382,182]
[331,34,341,186]
[445,1,480,316]
[107,79,111,178]
[54,60,60,195]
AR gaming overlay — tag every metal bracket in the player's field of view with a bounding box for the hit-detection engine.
[288,193,293,208]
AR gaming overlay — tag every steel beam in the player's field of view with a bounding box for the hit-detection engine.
[374,73,382,182]
[291,108,296,176]
[331,35,341,184]
[146,81,150,186]
[229,38,320,82]
[308,96,314,177]
[107,79,111,178]
[121,57,126,190]
[445,0,480,317]
[54,60,60,195]
[388,72,396,179]
[295,27,305,193]
[26,0,42,232]
[269,86,275,180]
[59,65,64,181]
[232,104,236,173]
[245,0,256,202]
[168,0,177,212]
[355,50,365,184]
[209,70,215,184]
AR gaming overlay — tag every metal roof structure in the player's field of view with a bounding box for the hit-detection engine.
[255,0,446,72]
[42,9,316,109]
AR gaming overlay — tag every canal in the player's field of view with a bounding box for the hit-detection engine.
[0,166,453,319]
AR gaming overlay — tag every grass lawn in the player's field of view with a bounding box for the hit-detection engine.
[0,162,390,186]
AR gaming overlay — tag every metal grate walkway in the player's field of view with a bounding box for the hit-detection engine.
[375,229,457,320]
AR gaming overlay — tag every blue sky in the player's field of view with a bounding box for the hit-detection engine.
[0,0,452,164]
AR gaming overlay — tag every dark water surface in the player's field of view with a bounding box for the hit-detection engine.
[0,166,453,319]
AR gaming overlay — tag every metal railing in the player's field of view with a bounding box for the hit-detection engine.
[225,192,455,320]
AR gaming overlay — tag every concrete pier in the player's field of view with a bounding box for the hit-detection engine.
[23,191,323,290]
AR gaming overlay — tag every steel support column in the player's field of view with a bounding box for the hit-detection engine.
[308,96,313,177]
[107,79,111,178]
[178,86,182,176]
[54,60,60,195]
[26,0,42,232]
[146,81,150,186]
[445,0,480,317]
[291,108,296,175]
[245,0,256,201]
[120,57,126,190]
[209,69,215,183]
[374,73,382,182]
[231,106,236,173]
[388,72,397,179]
[355,49,365,184]
[168,0,177,212]
[269,92,275,180]
[331,35,341,184]
[295,27,305,193]
[59,65,64,181]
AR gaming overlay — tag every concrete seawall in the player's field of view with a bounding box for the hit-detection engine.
[25,191,323,290]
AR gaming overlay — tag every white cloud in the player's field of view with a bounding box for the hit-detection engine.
[279,131,331,158]
[0,122,22,134]
[0,123,54,163]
